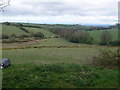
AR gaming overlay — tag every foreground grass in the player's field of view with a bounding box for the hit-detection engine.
[2,63,118,88]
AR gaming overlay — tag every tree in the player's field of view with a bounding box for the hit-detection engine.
[32,32,44,39]
[0,0,10,12]
[70,31,93,44]
[10,34,17,38]
[100,31,112,45]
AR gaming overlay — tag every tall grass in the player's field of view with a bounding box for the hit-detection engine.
[2,63,119,88]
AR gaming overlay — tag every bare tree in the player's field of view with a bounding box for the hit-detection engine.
[0,0,10,12]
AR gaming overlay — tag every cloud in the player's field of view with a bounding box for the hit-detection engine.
[0,0,119,24]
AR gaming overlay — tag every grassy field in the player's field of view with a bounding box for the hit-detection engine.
[2,24,55,38]
[36,38,78,46]
[75,28,118,44]
[2,46,119,88]
[24,27,55,38]
[88,28,118,44]
[2,63,118,88]
[1,24,119,88]
[2,48,99,65]
[2,25,29,36]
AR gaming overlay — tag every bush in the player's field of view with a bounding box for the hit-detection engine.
[3,22,10,25]
[19,34,29,38]
[110,41,120,46]
[92,48,120,69]
[19,27,29,33]
[70,31,93,44]
[31,32,44,39]
[2,35,9,39]
[10,34,17,38]
[2,38,18,43]
[54,35,60,38]
[100,31,112,45]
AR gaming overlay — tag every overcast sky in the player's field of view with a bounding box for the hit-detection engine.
[0,0,119,25]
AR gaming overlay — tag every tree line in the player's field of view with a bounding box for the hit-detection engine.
[50,28,119,46]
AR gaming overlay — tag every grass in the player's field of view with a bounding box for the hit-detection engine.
[88,28,118,44]
[2,25,29,36]
[2,48,99,65]
[2,24,55,38]
[1,24,119,88]
[2,63,118,88]
[36,38,78,46]
[24,27,55,38]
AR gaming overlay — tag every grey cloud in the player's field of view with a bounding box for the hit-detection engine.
[2,1,117,17]
[1,0,118,24]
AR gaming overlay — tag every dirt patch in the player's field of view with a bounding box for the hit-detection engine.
[2,39,41,48]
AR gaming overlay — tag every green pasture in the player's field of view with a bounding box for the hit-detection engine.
[2,48,99,65]
[36,38,78,46]
[2,63,118,88]
[24,27,55,38]
[88,28,118,44]
[1,24,119,88]
[2,25,29,36]
[2,47,119,88]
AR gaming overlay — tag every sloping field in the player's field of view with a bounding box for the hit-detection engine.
[88,28,118,44]
[2,25,29,36]
[36,38,78,46]
[24,27,55,38]
[2,24,55,38]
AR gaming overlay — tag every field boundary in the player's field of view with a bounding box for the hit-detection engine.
[1,45,119,50]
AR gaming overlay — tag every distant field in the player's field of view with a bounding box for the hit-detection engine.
[2,25,29,36]
[22,23,92,29]
[2,24,55,38]
[24,27,55,38]
[36,38,78,46]
[2,24,118,45]
[88,28,118,44]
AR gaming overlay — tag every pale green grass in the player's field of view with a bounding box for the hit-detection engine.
[36,38,78,46]
[24,27,55,37]
[2,25,28,36]
[2,48,99,65]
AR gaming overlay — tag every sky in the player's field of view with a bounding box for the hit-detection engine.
[0,0,119,25]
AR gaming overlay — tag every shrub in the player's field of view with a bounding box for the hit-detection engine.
[54,35,60,38]
[92,48,120,69]
[3,22,10,25]
[2,38,18,43]
[19,34,29,38]
[2,35,9,39]
[10,34,17,38]
[19,27,29,33]
[70,31,93,44]
[110,41,120,46]
[31,32,44,39]
[100,31,112,45]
